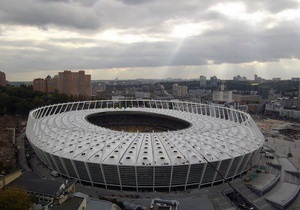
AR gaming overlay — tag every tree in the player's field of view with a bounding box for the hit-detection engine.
[0,188,32,210]
[0,85,76,115]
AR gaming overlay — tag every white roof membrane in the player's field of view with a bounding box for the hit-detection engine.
[28,105,264,167]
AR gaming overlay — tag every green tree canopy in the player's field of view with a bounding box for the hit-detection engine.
[0,85,78,115]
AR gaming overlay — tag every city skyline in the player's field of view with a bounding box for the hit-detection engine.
[1,0,300,81]
[4,69,300,82]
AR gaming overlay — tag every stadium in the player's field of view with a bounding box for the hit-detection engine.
[26,100,264,192]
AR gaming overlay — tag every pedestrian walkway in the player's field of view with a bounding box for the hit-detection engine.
[208,192,238,210]
[266,182,300,210]
[284,171,300,184]
[232,178,276,210]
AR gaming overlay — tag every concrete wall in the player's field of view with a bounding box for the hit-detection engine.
[0,169,22,189]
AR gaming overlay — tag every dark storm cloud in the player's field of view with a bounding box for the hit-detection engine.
[0,0,101,29]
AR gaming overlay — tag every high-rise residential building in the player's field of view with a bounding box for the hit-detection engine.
[32,70,91,97]
[233,75,242,81]
[254,74,258,81]
[291,78,300,82]
[210,76,218,86]
[0,71,7,87]
[254,74,264,83]
[199,75,206,87]
[233,75,247,81]
[33,75,60,93]
[45,75,59,93]
[172,84,188,97]
[172,84,179,94]
[33,78,47,92]
[57,70,91,97]
[177,85,188,97]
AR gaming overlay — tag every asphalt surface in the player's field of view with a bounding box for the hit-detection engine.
[16,132,31,172]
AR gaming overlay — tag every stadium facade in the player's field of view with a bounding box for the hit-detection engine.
[26,100,264,192]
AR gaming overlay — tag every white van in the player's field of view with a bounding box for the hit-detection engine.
[51,170,59,177]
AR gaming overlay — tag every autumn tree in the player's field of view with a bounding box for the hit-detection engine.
[0,188,32,210]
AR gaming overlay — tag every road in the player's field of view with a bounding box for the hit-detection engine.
[15,132,31,172]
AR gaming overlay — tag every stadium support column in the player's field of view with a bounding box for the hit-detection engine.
[42,151,54,169]
[184,164,191,191]
[59,156,70,178]
[93,101,97,109]
[211,161,221,186]
[242,150,260,171]
[224,158,234,183]
[232,155,244,180]
[38,106,47,118]
[85,162,94,187]
[135,165,138,192]
[198,163,207,189]
[70,102,75,111]
[153,165,155,192]
[99,164,108,189]
[58,104,64,114]
[117,165,122,191]
[47,106,55,116]
[35,108,42,119]
[50,154,60,173]
[222,108,226,119]
[169,165,174,192]
[63,102,71,112]
[71,159,81,184]
[48,128,62,171]
[75,102,80,110]
[198,104,202,115]
[202,105,206,115]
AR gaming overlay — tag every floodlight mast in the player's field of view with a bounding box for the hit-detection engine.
[201,154,254,210]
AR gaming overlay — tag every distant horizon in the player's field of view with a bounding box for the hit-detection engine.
[4,60,300,82]
[6,72,300,83]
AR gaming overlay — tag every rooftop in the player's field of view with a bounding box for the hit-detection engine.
[49,197,84,210]
[28,105,264,166]
[7,172,77,196]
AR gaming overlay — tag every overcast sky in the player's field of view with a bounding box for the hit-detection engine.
[1,0,300,81]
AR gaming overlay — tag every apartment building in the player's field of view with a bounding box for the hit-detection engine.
[33,70,91,97]
[0,71,7,87]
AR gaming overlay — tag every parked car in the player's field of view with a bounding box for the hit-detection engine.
[50,170,59,177]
